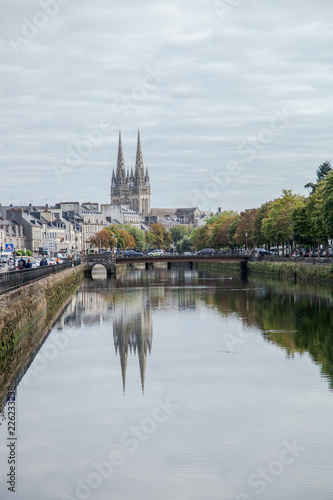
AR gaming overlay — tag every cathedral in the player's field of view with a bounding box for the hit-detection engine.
[110,130,151,219]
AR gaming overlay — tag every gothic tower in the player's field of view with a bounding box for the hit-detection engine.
[110,130,151,219]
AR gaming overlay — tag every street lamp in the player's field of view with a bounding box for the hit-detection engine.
[112,235,117,255]
[95,235,101,253]
[245,232,248,251]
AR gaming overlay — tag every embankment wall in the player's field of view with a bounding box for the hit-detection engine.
[0,265,84,356]
[198,260,333,284]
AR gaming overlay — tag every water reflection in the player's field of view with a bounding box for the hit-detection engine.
[113,294,152,393]
[52,268,333,391]
[1,268,333,500]
[204,281,333,388]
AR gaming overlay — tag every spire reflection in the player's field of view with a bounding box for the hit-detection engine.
[113,295,152,394]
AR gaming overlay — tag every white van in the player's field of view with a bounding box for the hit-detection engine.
[0,252,11,270]
[0,252,12,263]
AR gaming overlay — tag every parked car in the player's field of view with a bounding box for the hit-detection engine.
[198,248,216,256]
[147,249,165,256]
[0,256,9,266]
[122,250,143,257]
[255,248,270,257]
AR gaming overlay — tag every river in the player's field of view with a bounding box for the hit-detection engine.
[1,266,333,499]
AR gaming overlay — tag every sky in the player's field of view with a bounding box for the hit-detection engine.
[1,0,333,212]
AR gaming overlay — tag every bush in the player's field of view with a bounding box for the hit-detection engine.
[248,261,333,283]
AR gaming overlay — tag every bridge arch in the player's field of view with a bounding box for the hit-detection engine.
[83,253,116,276]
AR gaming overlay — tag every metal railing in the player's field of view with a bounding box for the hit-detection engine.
[0,260,81,296]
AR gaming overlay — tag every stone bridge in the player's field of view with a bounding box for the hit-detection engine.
[83,253,250,275]
[83,253,117,274]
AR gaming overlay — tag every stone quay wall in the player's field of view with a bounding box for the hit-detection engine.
[0,265,84,357]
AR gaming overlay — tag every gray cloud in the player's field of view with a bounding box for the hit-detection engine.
[1,0,333,211]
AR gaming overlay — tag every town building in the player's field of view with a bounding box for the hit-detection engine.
[5,208,42,255]
[101,204,141,228]
[79,204,107,246]
[0,218,25,252]
[147,207,211,228]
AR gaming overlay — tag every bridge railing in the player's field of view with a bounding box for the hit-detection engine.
[114,253,250,261]
[0,260,81,296]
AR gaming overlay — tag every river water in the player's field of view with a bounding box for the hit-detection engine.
[1,267,333,499]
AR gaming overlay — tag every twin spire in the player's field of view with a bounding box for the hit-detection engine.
[112,129,149,188]
[117,130,125,173]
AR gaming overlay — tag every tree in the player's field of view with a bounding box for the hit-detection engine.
[176,235,193,253]
[215,215,239,248]
[124,224,145,251]
[118,229,136,250]
[193,211,237,250]
[228,216,240,248]
[319,171,333,238]
[89,229,114,250]
[293,178,330,245]
[304,161,332,194]
[233,209,258,248]
[148,223,172,249]
[317,161,332,182]
[292,203,314,245]
[93,225,137,251]
[253,202,272,247]
[170,225,190,244]
[210,211,238,248]
[193,222,214,250]
[261,190,305,253]
[293,168,333,246]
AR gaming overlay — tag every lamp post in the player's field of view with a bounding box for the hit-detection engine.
[95,235,101,253]
[112,236,117,255]
[245,232,248,251]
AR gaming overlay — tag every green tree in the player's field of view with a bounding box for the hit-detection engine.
[145,230,155,249]
[193,211,237,250]
[124,224,145,251]
[316,160,332,182]
[253,202,272,247]
[261,190,305,253]
[170,225,190,244]
[292,203,314,245]
[319,171,333,238]
[228,216,240,248]
[304,160,332,194]
[176,235,193,253]
[193,222,214,250]
[293,173,331,245]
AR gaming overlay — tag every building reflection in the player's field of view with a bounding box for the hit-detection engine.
[52,270,207,393]
[54,284,113,330]
[113,294,152,393]
[51,269,251,394]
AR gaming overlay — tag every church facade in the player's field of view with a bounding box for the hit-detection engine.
[110,130,151,219]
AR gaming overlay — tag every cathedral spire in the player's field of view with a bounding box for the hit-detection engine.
[135,129,145,181]
[117,130,126,174]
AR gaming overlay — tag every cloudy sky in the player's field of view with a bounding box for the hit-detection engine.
[1,0,333,212]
